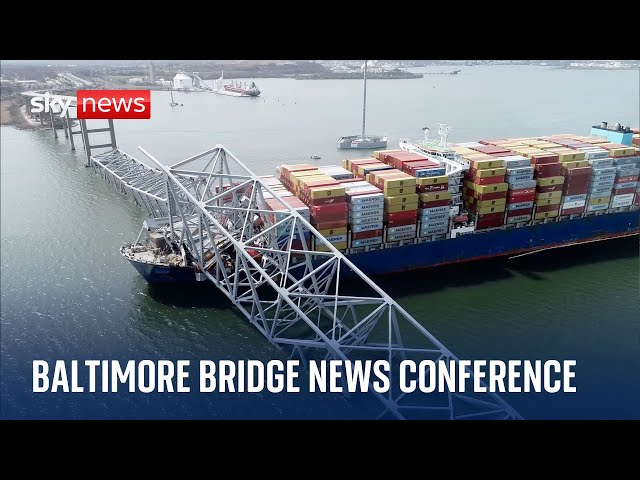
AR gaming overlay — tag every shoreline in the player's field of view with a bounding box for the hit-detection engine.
[0,97,46,130]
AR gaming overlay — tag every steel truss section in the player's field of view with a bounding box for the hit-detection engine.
[99,143,520,420]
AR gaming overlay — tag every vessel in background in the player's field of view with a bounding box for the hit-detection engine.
[337,60,387,149]
[213,71,261,97]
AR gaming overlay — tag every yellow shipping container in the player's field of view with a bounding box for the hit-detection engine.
[380,176,417,190]
[534,210,559,220]
[385,186,415,196]
[475,197,506,208]
[316,241,348,252]
[535,191,563,201]
[474,182,509,195]
[384,193,419,206]
[588,196,611,206]
[609,147,635,157]
[356,163,388,177]
[386,202,419,213]
[536,176,565,187]
[474,167,506,178]
[452,147,477,155]
[318,226,347,237]
[536,197,562,206]
[372,149,402,160]
[476,204,506,215]
[341,159,349,169]
[584,138,609,144]
[417,175,449,186]
[464,153,494,160]
[299,175,333,187]
[563,160,589,169]
[471,159,505,170]
[557,151,586,161]
[308,185,346,199]
[419,191,452,202]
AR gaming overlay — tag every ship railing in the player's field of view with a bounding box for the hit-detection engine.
[119,143,522,420]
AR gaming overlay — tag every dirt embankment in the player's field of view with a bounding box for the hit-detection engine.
[1,96,43,130]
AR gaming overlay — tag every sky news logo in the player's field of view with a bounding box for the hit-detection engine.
[30,90,151,119]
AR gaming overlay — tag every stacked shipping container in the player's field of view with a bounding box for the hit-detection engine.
[462,156,508,229]
[278,164,349,251]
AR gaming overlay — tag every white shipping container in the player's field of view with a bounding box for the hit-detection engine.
[351,236,383,247]
[612,194,635,208]
[584,150,610,160]
[350,215,384,225]
[564,194,587,202]
[349,208,384,219]
[506,214,532,224]
[420,205,449,215]
[587,203,608,212]
[388,224,417,235]
[350,201,385,211]
[387,231,417,241]
[324,234,348,243]
[561,200,586,209]
[351,222,384,232]
[349,192,385,205]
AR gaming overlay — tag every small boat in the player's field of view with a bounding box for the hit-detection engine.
[310,155,321,160]
[337,60,387,150]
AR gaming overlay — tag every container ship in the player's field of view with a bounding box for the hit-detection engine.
[122,122,640,283]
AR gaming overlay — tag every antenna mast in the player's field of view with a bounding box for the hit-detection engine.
[361,60,368,140]
[437,123,451,147]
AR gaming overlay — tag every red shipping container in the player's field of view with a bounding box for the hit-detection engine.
[351,229,384,240]
[534,162,562,177]
[530,154,560,165]
[613,187,637,195]
[508,187,536,197]
[562,184,589,196]
[476,218,504,229]
[309,195,347,206]
[507,207,534,217]
[561,206,585,215]
[508,192,535,203]
[346,188,382,201]
[477,212,504,222]
[402,159,437,168]
[562,166,592,177]
[471,145,510,155]
[471,175,505,185]
[384,210,418,223]
[386,154,425,169]
[313,220,348,230]
[303,179,340,194]
[311,203,348,220]
[419,199,450,208]
[385,217,418,227]
[475,190,508,201]
[616,175,638,183]
[417,183,447,193]
[564,175,591,186]
[536,204,559,213]
[536,184,563,193]
[479,139,508,145]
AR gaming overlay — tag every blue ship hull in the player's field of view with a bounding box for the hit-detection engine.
[126,210,640,283]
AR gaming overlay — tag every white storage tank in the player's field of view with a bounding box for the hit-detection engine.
[173,72,193,90]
